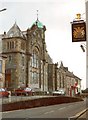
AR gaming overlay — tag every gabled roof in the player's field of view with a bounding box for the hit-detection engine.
[6,22,25,39]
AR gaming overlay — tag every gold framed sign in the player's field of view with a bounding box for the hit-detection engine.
[72,22,86,42]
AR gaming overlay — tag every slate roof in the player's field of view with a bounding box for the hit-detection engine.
[59,61,81,80]
[6,22,25,39]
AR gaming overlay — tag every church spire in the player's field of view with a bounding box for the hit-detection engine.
[31,10,46,30]
[37,10,39,21]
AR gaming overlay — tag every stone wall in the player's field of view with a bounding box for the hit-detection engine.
[1,96,83,112]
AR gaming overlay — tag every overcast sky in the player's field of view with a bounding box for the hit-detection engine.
[0,0,86,89]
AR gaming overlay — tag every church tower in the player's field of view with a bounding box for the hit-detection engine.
[26,14,47,90]
[2,22,27,89]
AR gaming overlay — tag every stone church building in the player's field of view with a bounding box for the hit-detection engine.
[1,18,81,96]
[2,19,56,92]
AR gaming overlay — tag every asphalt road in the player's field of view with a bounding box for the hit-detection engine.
[2,98,88,119]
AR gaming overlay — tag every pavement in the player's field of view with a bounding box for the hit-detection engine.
[69,108,88,119]
[1,95,53,104]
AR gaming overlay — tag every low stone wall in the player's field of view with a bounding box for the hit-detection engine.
[1,96,83,112]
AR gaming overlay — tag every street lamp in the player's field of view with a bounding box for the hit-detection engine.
[0,8,7,12]
[80,43,86,52]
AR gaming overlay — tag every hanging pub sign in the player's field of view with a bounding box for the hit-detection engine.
[71,21,86,42]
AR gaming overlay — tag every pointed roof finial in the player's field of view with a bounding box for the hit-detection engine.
[14,20,17,26]
[60,61,63,67]
[37,10,39,21]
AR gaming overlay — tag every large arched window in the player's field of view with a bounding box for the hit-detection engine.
[31,47,40,85]
[32,53,39,68]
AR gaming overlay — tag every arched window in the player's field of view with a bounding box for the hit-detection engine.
[31,47,40,85]
[32,52,39,68]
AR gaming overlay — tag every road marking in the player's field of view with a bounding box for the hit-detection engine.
[44,110,54,114]
[58,107,66,110]
[44,106,66,115]
[3,109,25,113]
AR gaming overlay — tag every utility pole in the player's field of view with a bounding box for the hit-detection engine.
[0,8,7,119]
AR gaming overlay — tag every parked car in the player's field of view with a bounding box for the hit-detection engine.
[52,89,65,95]
[14,87,34,96]
[0,88,9,98]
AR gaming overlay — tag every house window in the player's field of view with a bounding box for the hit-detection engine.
[10,42,12,49]
[0,60,2,73]
[32,53,39,68]
[7,42,9,49]
[8,55,12,62]
[22,56,24,66]
[12,41,14,49]
[7,41,15,49]
[21,42,25,50]
[31,47,40,84]
[31,72,39,84]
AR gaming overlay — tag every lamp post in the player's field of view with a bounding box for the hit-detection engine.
[80,43,86,52]
[0,7,7,117]
[0,8,6,12]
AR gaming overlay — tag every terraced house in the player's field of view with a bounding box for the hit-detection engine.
[1,18,81,96]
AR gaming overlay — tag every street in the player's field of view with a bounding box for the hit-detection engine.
[2,98,88,119]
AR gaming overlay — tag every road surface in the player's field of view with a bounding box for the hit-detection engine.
[2,98,88,119]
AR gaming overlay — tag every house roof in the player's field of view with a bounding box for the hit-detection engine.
[59,61,81,80]
[6,22,25,39]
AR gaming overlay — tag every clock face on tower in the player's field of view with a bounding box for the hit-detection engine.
[72,22,86,42]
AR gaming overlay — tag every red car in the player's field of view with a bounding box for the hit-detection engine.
[0,88,9,98]
[14,87,34,96]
